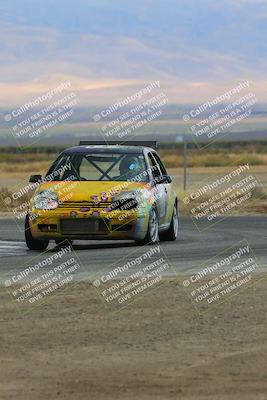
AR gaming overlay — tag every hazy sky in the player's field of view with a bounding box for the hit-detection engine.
[0,0,266,105]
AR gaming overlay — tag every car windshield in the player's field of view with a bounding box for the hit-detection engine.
[45,152,149,182]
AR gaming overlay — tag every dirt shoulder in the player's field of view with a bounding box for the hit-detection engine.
[0,277,267,400]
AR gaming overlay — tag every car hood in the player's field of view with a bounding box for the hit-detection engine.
[34,180,150,203]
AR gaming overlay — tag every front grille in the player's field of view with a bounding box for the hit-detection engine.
[58,201,112,209]
[60,218,108,234]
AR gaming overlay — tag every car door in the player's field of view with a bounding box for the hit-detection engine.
[147,152,168,225]
[151,152,173,225]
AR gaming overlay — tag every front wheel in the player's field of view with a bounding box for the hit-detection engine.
[135,207,159,246]
[159,203,179,241]
[25,214,49,251]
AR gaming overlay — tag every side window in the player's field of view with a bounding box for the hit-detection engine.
[151,153,167,176]
[147,152,162,181]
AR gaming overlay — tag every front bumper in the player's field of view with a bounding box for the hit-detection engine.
[28,207,149,241]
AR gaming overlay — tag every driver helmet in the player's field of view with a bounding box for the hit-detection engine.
[119,156,139,176]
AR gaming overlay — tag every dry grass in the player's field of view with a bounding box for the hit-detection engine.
[0,150,267,172]
[178,187,267,216]
[0,161,51,173]
[0,151,267,214]
[161,150,267,168]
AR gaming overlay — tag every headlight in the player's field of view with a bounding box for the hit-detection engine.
[33,190,59,210]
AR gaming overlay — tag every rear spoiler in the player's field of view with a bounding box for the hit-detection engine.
[78,140,157,149]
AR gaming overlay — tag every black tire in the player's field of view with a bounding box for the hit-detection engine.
[159,203,179,241]
[135,206,159,246]
[25,214,49,251]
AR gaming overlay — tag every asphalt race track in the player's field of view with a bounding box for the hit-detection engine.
[0,216,266,282]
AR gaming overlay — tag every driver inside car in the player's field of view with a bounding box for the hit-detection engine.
[113,156,142,181]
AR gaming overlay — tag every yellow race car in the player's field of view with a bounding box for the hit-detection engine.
[25,141,179,250]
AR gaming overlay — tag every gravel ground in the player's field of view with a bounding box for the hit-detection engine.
[0,277,267,400]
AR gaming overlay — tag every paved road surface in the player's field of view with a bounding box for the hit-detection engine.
[0,216,266,283]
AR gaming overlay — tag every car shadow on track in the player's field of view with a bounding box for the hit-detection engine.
[51,241,136,252]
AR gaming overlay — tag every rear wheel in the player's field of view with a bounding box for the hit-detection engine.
[159,203,179,241]
[135,207,159,245]
[25,214,49,251]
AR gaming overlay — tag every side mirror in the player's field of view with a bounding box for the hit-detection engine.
[153,175,172,185]
[29,175,42,183]
[162,175,172,183]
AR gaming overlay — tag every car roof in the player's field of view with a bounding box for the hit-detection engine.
[63,145,156,155]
